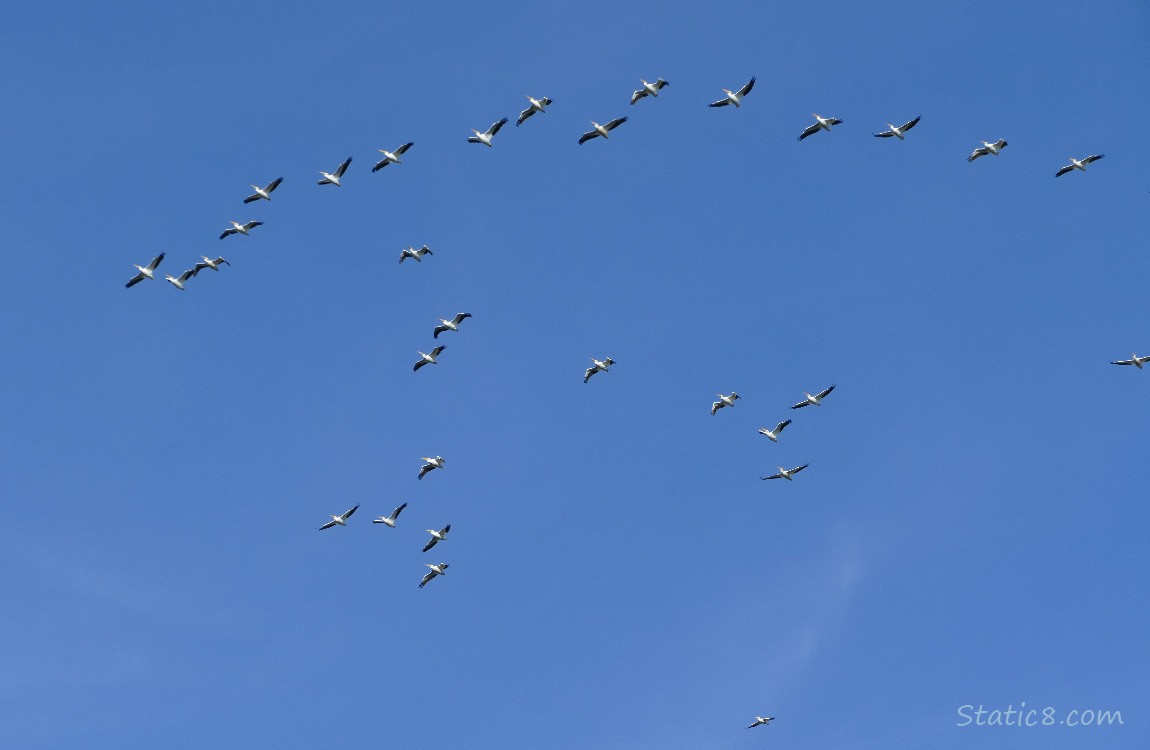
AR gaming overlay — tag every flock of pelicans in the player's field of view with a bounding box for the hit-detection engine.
[121,70,1141,733]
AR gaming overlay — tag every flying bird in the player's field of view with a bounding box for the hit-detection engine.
[798,113,843,141]
[372,142,414,172]
[584,357,615,383]
[422,525,451,553]
[578,117,628,145]
[762,464,809,481]
[192,256,230,274]
[164,269,196,290]
[418,456,445,480]
[433,313,472,339]
[711,392,740,415]
[243,177,283,203]
[399,245,433,263]
[1111,353,1150,369]
[317,157,353,186]
[791,384,835,409]
[709,76,755,108]
[967,139,1008,162]
[419,563,449,588]
[468,117,509,147]
[874,116,921,139]
[413,346,446,372]
[757,419,792,442]
[219,220,263,240]
[319,504,359,530]
[1055,154,1104,177]
[630,78,669,105]
[372,503,408,527]
[517,96,553,126]
[747,717,775,729]
[125,253,166,288]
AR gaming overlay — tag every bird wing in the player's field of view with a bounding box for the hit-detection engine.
[178,269,196,282]
[452,313,471,324]
[420,247,432,255]
[265,177,283,193]
[817,384,836,399]
[243,193,260,204]
[432,325,448,339]
[219,228,236,239]
[334,157,352,177]
[761,473,783,480]
[709,98,731,107]
[467,136,482,144]
[994,139,1008,149]
[318,520,338,530]
[584,367,595,382]
[395,143,413,155]
[487,117,508,136]
[605,117,628,131]
[829,118,843,125]
[630,89,646,105]
[391,502,408,520]
[516,107,536,126]
[372,158,390,172]
[317,177,333,185]
[874,130,896,138]
[125,272,146,288]
[737,77,756,96]
[797,123,820,141]
[1055,165,1074,177]
[775,419,792,433]
[1084,154,1104,164]
[441,524,451,535]
[968,148,988,162]
[655,79,668,89]
[578,130,599,144]
[422,538,439,553]
[413,359,428,372]
[419,571,434,587]
[1111,359,1135,365]
[431,345,446,356]
[791,399,811,409]
[147,253,166,270]
[791,463,810,474]
[341,504,359,520]
[244,221,263,231]
[191,262,209,275]
[901,116,922,131]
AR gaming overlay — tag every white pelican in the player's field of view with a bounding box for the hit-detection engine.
[791,384,835,409]
[422,525,451,552]
[418,456,445,480]
[419,562,449,588]
[219,220,263,240]
[413,346,446,372]
[630,78,669,105]
[372,502,408,527]
[874,115,921,139]
[762,464,809,481]
[399,245,433,263]
[967,139,1008,162]
[578,117,628,145]
[798,113,843,141]
[243,177,283,204]
[757,419,792,442]
[709,77,755,108]
[192,256,230,274]
[372,142,414,172]
[319,504,359,530]
[584,357,615,383]
[468,117,509,147]
[1055,154,1104,177]
[164,268,196,291]
[711,392,740,415]
[516,96,553,126]
[125,253,166,288]
[433,313,472,339]
[747,717,775,728]
[317,156,353,186]
[1111,353,1150,369]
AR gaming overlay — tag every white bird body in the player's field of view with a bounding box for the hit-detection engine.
[631,78,669,105]
[399,245,433,263]
[125,253,166,288]
[414,346,446,371]
[968,139,1008,162]
[584,357,615,383]
[244,177,283,203]
[468,118,509,147]
[1112,353,1150,369]
[762,464,809,481]
[373,502,408,527]
[517,96,553,126]
[711,392,740,415]
[758,419,792,442]
[418,456,445,480]
[319,504,359,530]
[318,157,353,186]
[419,563,449,588]
[372,142,414,172]
[710,77,755,108]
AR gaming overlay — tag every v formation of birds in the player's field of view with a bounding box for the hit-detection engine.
[123,73,1135,731]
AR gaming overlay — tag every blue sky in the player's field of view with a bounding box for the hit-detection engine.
[1,0,1147,747]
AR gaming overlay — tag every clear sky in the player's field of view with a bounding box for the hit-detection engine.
[1,1,1147,748]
